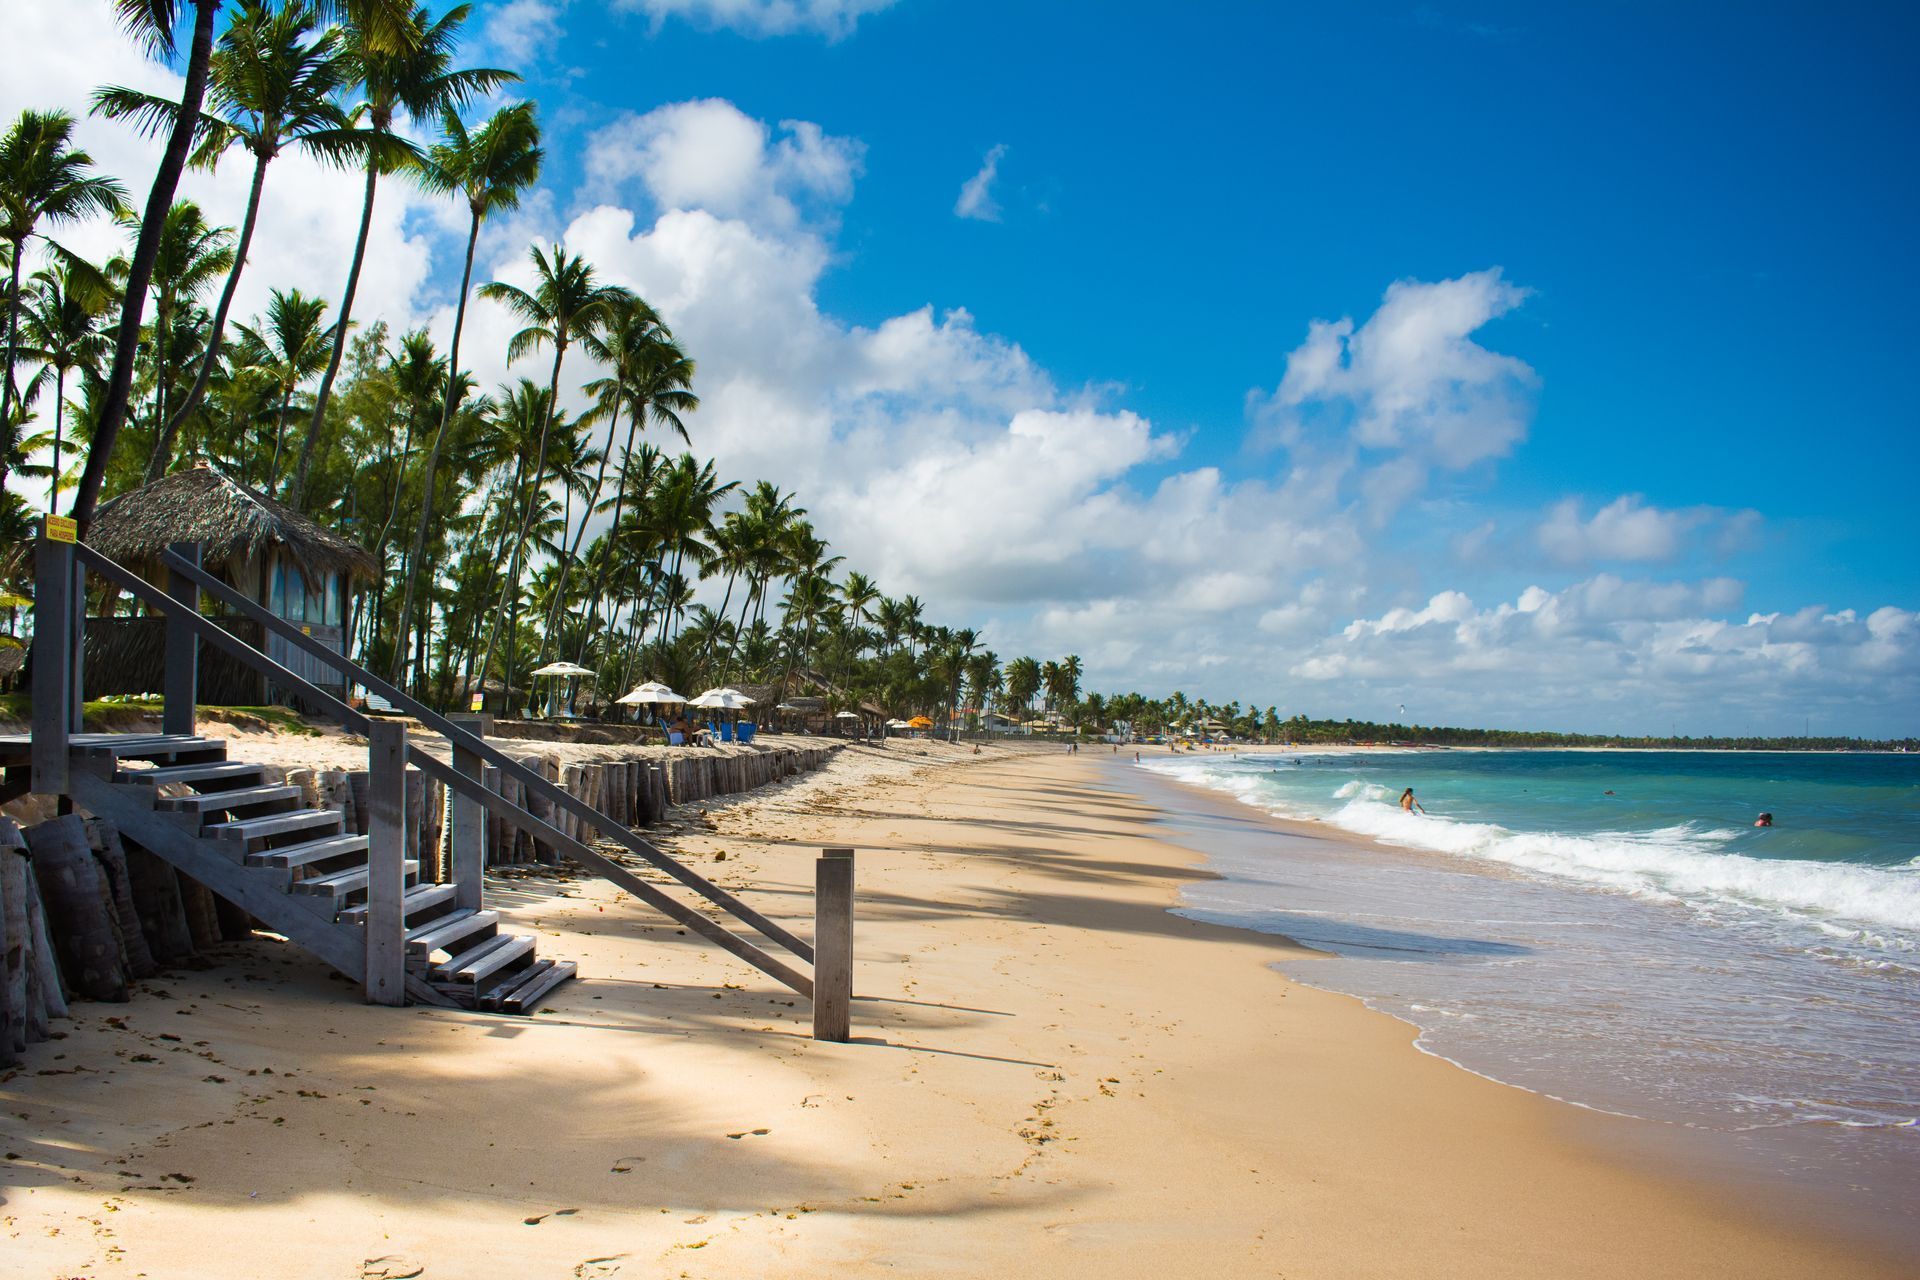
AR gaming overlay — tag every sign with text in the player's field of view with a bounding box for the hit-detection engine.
[44,515,76,544]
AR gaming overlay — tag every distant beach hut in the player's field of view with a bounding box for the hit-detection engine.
[84,463,377,704]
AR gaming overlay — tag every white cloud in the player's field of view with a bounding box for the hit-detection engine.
[1251,269,1537,520]
[480,0,569,65]
[612,0,900,38]
[1290,578,1917,733]
[1538,494,1760,566]
[954,143,1007,222]
[584,99,863,229]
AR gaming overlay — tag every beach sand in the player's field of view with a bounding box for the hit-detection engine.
[3,745,1910,1278]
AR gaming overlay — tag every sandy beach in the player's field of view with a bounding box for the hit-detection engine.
[3,742,1910,1279]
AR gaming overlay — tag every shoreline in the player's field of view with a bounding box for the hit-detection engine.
[2,744,1910,1277]
[1106,753,1920,1258]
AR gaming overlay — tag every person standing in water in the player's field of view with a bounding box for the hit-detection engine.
[1400,787,1426,815]
[1755,812,1774,827]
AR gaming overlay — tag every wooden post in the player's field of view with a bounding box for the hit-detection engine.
[448,714,488,913]
[162,541,201,737]
[31,519,75,797]
[812,848,855,1042]
[364,720,407,1006]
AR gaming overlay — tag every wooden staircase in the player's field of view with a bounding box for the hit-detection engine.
[64,733,576,1014]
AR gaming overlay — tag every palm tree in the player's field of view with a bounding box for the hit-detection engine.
[290,1,513,508]
[0,110,126,447]
[95,0,364,475]
[128,200,234,481]
[569,295,696,667]
[470,243,626,689]
[232,288,331,487]
[74,0,416,527]
[20,263,112,502]
[391,101,543,688]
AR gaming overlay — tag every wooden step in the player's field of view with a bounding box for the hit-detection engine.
[489,959,577,1014]
[116,761,268,789]
[77,735,226,765]
[339,882,455,926]
[156,783,301,816]
[432,932,532,984]
[246,833,369,870]
[204,808,342,844]
[405,909,498,956]
[293,860,419,901]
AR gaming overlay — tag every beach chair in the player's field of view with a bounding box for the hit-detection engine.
[668,731,685,746]
[719,722,736,743]
[737,722,756,744]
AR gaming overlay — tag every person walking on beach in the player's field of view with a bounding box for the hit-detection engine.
[1400,787,1426,815]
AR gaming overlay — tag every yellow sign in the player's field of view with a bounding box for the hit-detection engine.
[469,693,484,712]
[301,625,312,636]
[44,515,76,544]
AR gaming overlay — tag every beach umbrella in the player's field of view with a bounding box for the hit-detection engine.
[886,718,912,729]
[907,715,934,729]
[616,680,686,706]
[834,710,860,720]
[529,661,595,678]
[690,687,755,710]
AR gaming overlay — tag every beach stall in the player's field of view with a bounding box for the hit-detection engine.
[83,462,377,705]
[615,680,686,732]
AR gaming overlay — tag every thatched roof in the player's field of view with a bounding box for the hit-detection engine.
[90,464,378,584]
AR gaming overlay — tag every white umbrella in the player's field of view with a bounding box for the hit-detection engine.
[617,680,685,706]
[530,661,595,678]
[690,687,755,710]
[834,710,860,719]
[886,718,912,729]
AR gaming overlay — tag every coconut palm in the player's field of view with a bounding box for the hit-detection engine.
[230,287,332,488]
[95,0,364,475]
[469,244,627,688]
[0,110,126,448]
[389,102,543,686]
[20,263,112,502]
[75,0,416,526]
[568,296,696,665]
[289,1,514,508]
[127,200,234,481]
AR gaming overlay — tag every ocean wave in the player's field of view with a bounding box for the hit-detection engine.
[1139,757,1920,944]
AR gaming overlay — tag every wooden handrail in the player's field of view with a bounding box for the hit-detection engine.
[74,542,812,995]
[157,548,814,966]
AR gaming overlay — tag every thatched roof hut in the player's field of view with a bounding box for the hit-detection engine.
[89,463,377,586]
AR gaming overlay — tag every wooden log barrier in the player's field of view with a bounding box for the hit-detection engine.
[24,815,129,1003]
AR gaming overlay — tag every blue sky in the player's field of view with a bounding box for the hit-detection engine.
[9,1,1916,734]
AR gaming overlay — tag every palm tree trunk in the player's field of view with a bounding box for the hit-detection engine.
[0,242,25,434]
[542,396,619,665]
[73,0,217,528]
[153,149,269,475]
[265,382,294,487]
[579,394,643,666]
[392,210,478,686]
[289,153,378,508]
[476,343,566,693]
[50,365,67,502]
[139,299,180,483]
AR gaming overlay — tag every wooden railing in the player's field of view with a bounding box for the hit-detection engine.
[30,521,850,1024]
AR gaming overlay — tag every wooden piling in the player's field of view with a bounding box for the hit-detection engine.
[812,848,854,1043]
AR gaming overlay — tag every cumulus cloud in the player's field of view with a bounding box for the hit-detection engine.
[612,0,900,39]
[480,0,569,65]
[584,99,863,228]
[1251,269,1537,519]
[1538,495,1760,566]
[954,143,1007,221]
[1290,578,1917,733]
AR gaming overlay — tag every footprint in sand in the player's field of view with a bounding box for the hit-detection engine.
[360,1256,424,1279]
[574,1258,627,1278]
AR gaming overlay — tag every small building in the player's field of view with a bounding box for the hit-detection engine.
[84,464,378,705]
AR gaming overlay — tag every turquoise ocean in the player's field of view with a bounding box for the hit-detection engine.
[1116,748,1920,1246]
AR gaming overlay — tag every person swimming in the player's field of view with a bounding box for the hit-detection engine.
[1755,812,1774,827]
[1400,787,1426,815]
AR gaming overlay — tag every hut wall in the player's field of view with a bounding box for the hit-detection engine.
[82,615,268,705]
